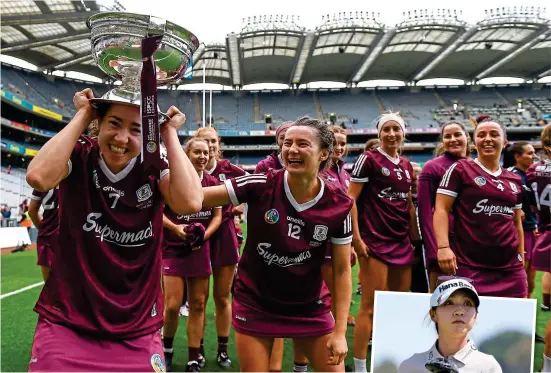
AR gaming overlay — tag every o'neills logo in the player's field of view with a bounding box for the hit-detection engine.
[82,212,153,247]
[472,199,514,217]
[256,242,312,267]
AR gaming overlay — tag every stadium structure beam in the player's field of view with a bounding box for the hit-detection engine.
[0,11,99,26]
[348,31,384,83]
[1,32,90,53]
[474,29,551,80]
[536,67,551,79]
[412,26,477,82]
[10,25,35,41]
[33,1,53,14]
[40,53,93,70]
[351,29,395,83]
[289,31,315,86]
[226,33,242,86]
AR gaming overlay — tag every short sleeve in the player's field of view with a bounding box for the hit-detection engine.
[515,185,523,210]
[66,135,94,178]
[31,189,45,201]
[254,159,269,174]
[331,212,353,245]
[159,145,170,180]
[228,163,247,178]
[224,173,268,206]
[350,152,372,183]
[437,162,462,198]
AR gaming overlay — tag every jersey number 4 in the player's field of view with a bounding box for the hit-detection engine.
[532,183,551,210]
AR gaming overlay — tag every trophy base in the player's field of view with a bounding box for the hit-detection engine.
[90,88,169,125]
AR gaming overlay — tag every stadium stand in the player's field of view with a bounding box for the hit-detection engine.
[2,64,549,131]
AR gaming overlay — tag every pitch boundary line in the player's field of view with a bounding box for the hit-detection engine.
[0,281,44,300]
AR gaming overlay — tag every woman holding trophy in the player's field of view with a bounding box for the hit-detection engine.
[25,13,203,371]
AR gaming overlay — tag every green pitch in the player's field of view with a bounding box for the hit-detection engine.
[0,224,548,371]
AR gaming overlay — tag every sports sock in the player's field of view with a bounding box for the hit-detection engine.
[218,336,229,354]
[163,336,174,353]
[354,357,367,372]
[293,362,308,372]
[543,294,550,308]
[189,347,201,363]
[543,354,551,372]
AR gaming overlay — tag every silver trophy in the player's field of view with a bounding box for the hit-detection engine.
[86,11,199,118]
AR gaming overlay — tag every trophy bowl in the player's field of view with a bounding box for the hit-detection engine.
[87,11,199,107]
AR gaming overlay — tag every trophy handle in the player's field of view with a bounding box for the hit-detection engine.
[159,111,170,125]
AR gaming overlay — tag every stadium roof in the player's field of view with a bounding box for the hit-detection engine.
[1,3,550,86]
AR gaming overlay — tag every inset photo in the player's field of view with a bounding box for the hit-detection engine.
[371,278,537,373]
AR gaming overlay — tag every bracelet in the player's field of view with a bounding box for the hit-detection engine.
[438,246,450,249]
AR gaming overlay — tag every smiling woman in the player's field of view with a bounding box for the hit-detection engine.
[433,114,527,298]
[24,88,203,371]
[200,117,354,372]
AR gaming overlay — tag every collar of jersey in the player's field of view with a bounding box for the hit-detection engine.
[474,158,502,177]
[377,147,400,165]
[98,153,136,183]
[284,170,325,213]
[428,339,476,365]
[206,160,217,175]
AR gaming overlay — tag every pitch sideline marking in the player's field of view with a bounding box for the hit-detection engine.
[0,281,44,300]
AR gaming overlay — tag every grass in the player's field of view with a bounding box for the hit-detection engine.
[1,224,549,372]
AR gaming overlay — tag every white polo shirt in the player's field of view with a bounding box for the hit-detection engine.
[398,340,502,373]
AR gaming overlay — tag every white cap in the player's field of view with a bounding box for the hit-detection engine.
[430,278,480,308]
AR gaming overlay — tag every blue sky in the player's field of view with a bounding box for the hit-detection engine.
[371,291,537,371]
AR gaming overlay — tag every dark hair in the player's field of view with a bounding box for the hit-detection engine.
[474,114,507,140]
[364,138,380,151]
[439,121,470,157]
[291,116,334,171]
[87,103,111,138]
[502,141,530,168]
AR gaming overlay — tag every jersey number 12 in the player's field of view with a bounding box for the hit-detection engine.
[288,223,301,240]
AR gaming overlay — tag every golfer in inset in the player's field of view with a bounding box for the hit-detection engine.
[398,278,502,373]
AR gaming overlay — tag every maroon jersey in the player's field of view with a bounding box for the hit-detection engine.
[31,188,59,241]
[350,148,414,249]
[527,160,551,231]
[437,158,523,271]
[163,173,219,257]
[255,152,284,173]
[225,169,353,316]
[207,159,247,223]
[34,135,168,338]
[417,153,462,271]
[321,160,351,191]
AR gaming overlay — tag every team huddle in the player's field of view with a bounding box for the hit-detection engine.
[24,87,551,372]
